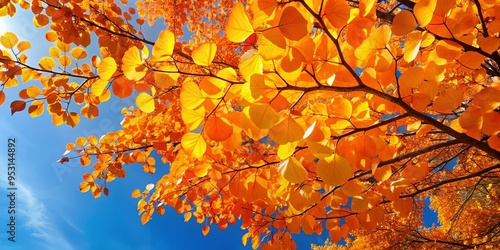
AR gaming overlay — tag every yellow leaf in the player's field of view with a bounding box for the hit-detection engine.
[204,115,233,141]
[278,6,309,41]
[16,41,30,52]
[122,46,147,81]
[317,154,352,186]
[28,100,44,118]
[136,92,155,113]
[257,29,287,60]
[433,88,462,114]
[81,104,99,120]
[1,32,18,49]
[392,10,417,36]
[248,103,278,129]
[226,2,254,43]
[26,85,41,98]
[278,156,307,183]
[182,106,205,130]
[277,141,298,160]
[403,30,423,63]
[181,133,207,159]
[192,42,217,66]
[414,0,436,27]
[152,30,175,60]
[154,65,179,88]
[98,57,117,81]
[180,79,205,109]
[91,79,108,96]
[38,57,56,70]
[71,47,87,60]
[239,49,263,81]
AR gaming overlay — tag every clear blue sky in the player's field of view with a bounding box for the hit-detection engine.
[0,7,333,250]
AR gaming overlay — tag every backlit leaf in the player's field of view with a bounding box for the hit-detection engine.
[38,57,56,70]
[433,88,462,114]
[192,42,217,66]
[10,100,26,115]
[205,115,233,141]
[414,0,436,26]
[180,80,205,109]
[317,154,352,186]
[1,32,18,49]
[152,30,175,60]
[278,156,308,183]
[98,57,117,80]
[122,46,147,81]
[226,2,254,43]
[181,133,206,159]
[392,10,417,36]
[136,92,155,113]
[278,6,309,41]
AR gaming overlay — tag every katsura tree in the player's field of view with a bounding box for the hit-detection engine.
[1,0,500,248]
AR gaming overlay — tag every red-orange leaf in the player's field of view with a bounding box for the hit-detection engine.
[10,100,26,115]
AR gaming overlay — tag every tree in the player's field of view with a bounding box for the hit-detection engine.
[1,0,500,248]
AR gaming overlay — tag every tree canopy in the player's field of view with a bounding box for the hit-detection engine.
[1,0,500,248]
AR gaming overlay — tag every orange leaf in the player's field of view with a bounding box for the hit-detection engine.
[392,10,417,36]
[278,6,309,41]
[204,115,233,141]
[112,77,134,98]
[248,103,278,129]
[317,154,352,186]
[433,88,462,114]
[226,3,254,43]
[59,55,71,67]
[202,225,210,236]
[414,0,436,27]
[192,42,217,66]
[131,189,142,198]
[0,91,5,106]
[323,0,350,29]
[278,156,308,183]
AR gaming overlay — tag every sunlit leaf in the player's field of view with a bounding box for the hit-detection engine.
[181,133,206,159]
[152,30,175,60]
[226,3,254,43]
[317,154,352,186]
[136,92,155,113]
[278,6,309,41]
[1,32,18,49]
[98,57,117,81]
[278,156,308,183]
[192,42,217,66]
[392,10,417,36]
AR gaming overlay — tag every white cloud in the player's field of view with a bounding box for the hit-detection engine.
[17,182,76,250]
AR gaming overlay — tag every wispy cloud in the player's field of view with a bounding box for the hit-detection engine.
[17,182,75,250]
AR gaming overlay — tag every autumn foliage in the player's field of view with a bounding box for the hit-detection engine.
[2,0,500,248]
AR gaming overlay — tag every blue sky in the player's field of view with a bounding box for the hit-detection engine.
[0,7,332,250]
